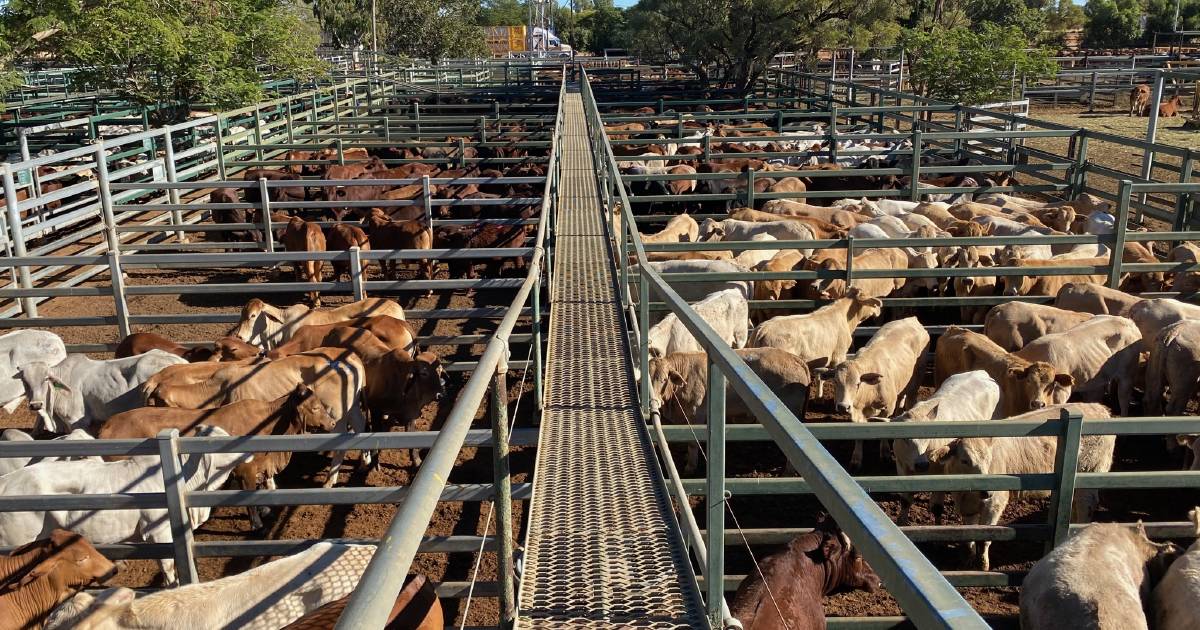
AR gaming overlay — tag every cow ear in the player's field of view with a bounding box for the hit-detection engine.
[48,374,72,393]
[818,532,840,561]
[1054,373,1075,387]
[859,373,883,386]
[263,311,283,323]
[1177,434,1198,447]
[668,370,686,387]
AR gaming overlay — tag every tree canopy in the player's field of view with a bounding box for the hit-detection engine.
[306,0,372,49]
[902,22,1056,104]
[381,0,489,62]
[1083,0,1145,47]
[1,0,326,109]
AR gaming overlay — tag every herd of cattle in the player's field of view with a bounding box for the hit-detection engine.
[602,112,1200,628]
[0,293,457,628]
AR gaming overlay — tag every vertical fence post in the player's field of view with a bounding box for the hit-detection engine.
[639,276,651,418]
[349,246,366,301]
[705,357,727,628]
[745,168,755,208]
[95,142,120,252]
[1175,149,1196,232]
[1047,410,1084,551]
[259,178,275,254]
[490,365,516,627]
[106,250,132,337]
[422,175,433,233]
[532,275,544,410]
[909,130,922,202]
[161,128,187,244]
[285,99,296,144]
[1072,132,1090,199]
[1109,180,1132,288]
[156,428,199,586]
[214,118,227,181]
[1089,72,1098,113]
[2,166,36,317]
[1140,71,1166,209]
[953,108,964,158]
[253,105,265,164]
[828,107,839,164]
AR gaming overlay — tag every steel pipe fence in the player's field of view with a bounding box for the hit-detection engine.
[583,68,990,630]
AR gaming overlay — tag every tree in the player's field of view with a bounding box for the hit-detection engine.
[964,0,1047,39]
[1046,0,1087,33]
[1083,0,1145,48]
[577,5,629,53]
[306,0,371,48]
[381,0,488,62]
[902,23,1056,104]
[479,0,527,26]
[625,0,897,93]
[4,0,326,110]
[1145,0,1200,37]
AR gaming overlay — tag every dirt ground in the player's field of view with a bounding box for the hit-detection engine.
[0,258,540,627]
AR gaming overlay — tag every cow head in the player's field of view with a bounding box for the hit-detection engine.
[285,384,338,433]
[385,352,446,421]
[823,361,882,422]
[809,516,881,595]
[1004,362,1074,413]
[46,587,138,629]
[18,362,80,434]
[698,219,725,242]
[813,258,847,300]
[886,399,943,473]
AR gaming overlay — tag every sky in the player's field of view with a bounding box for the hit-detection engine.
[612,0,637,7]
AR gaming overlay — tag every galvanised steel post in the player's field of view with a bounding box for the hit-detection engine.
[1110,180,1132,288]
[1,165,36,317]
[156,429,199,585]
[705,356,727,628]
[910,130,922,202]
[161,128,186,244]
[1073,133,1090,199]
[349,246,366,301]
[253,105,265,164]
[745,168,755,209]
[828,107,839,164]
[490,368,516,627]
[1047,410,1083,550]
[260,179,275,254]
[1139,71,1166,210]
[422,176,433,232]
[639,275,650,418]
[1089,72,1098,113]
[953,108,964,158]
[1175,149,1196,232]
[107,252,132,338]
[95,142,120,252]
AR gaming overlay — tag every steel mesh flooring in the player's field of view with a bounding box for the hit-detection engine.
[516,91,707,629]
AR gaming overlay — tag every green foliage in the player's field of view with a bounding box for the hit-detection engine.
[578,5,629,53]
[902,23,1056,104]
[964,0,1047,38]
[626,0,898,93]
[306,0,372,48]
[1145,0,1200,36]
[381,0,488,62]
[1083,0,1145,48]
[1045,0,1087,36]
[1,0,325,109]
[479,0,527,26]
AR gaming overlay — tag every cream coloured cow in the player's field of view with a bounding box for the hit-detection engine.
[983,302,1093,351]
[1013,315,1141,415]
[935,327,1074,417]
[231,297,406,350]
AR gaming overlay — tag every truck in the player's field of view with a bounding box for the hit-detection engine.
[484,26,527,58]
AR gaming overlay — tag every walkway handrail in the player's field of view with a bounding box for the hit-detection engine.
[581,68,990,629]
[333,70,565,629]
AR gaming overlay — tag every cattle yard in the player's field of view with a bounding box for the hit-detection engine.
[0,58,1199,629]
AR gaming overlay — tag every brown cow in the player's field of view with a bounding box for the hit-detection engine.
[206,188,255,244]
[362,208,434,282]
[998,257,1109,298]
[242,169,306,206]
[362,351,446,466]
[730,517,880,630]
[0,530,115,630]
[115,332,216,362]
[325,223,371,283]
[1131,84,1152,117]
[280,574,442,630]
[266,316,417,360]
[1160,94,1184,118]
[100,385,337,529]
[213,336,261,361]
[0,529,89,588]
[436,214,531,280]
[280,217,326,306]
[935,326,1074,417]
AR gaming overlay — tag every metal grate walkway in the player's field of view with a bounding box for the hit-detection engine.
[516,91,707,629]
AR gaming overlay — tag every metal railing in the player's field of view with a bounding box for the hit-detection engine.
[582,67,989,630]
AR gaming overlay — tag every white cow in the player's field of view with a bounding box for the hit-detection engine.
[0,428,96,477]
[0,330,66,413]
[732,234,779,269]
[698,218,816,253]
[883,371,1001,524]
[0,425,251,585]
[19,350,187,433]
[1129,298,1200,352]
[646,289,749,359]
[1013,315,1142,415]
[47,542,377,630]
[1023,522,1177,630]
[633,260,753,303]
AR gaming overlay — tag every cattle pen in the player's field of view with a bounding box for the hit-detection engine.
[0,58,1198,629]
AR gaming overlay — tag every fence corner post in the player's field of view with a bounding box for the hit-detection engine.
[705,357,727,628]
[489,363,516,627]
[156,428,199,586]
[349,246,366,301]
[107,251,132,338]
[1047,409,1084,551]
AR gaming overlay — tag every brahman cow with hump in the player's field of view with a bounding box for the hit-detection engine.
[645,289,749,359]
[825,317,930,469]
[1129,297,1200,352]
[141,347,367,486]
[632,260,753,303]
[19,350,187,433]
[1023,522,1178,630]
[100,385,337,530]
[883,370,1001,525]
[983,302,1093,351]
[1054,282,1143,316]
[648,348,810,473]
[265,315,417,360]
[640,213,699,243]
[115,332,216,362]
[1013,315,1142,415]
[0,428,95,477]
[47,543,382,630]
[231,297,406,350]
[944,402,1115,571]
[935,327,1074,417]
[0,426,249,586]
[730,516,880,630]
[748,288,883,397]
[0,330,67,414]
